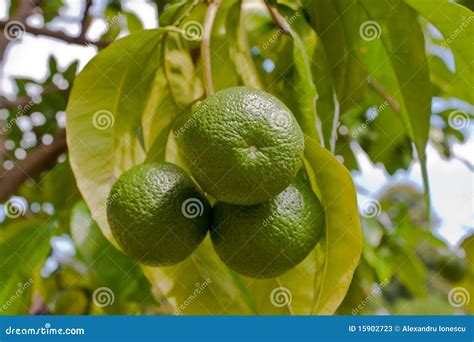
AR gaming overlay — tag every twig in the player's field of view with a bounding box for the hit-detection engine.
[201,0,221,96]
[78,0,93,40]
[368,76,401,113]
[0,0,37,60]
[0,21,111,47]
[264,1,290,34]
[0,129,67,201]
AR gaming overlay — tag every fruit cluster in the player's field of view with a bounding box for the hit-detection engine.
[107,87,324,279]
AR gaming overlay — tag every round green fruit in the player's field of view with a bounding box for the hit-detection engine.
[107,162,210,266]
[178,86,304,205]
[210,180,324,278]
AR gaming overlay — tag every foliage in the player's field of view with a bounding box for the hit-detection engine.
[0,0,472,315]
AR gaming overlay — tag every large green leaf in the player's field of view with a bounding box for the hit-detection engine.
[66,29,172,243]
[405,0,474,104]
[226,1,262,89]
[359,0,432,217]
[0,218,52,314]
[304,136,362,314]
[303,0,367,114]
[279,5,321,143]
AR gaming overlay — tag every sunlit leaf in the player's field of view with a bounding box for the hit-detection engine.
[304,136,362,314]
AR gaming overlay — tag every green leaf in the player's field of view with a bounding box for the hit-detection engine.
[124,11,143,32]
[66,29,171,244]
[405,0,474,104]
[0,218,52,314]
[359,0,432,218]
[303,0,367,113]
[142,237,256,315]
[279,5,321,143]
[428,54,473,104]
[70,201,156,308]
[226,2,263,89]
[304,136,362,314]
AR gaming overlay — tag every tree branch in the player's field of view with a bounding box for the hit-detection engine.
[0,0,37,60]
[201,0,221,96]
[79,0,93,40]
[0,21,111,47]
[0,129,67,201]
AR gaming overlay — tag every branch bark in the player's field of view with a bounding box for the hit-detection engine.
[0,21,111,47]
[0,129,67,201]
[0,0,37,60]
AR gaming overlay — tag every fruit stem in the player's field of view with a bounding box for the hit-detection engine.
[201,0,221,96]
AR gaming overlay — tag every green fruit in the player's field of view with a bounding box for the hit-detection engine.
[179,86,304,205]
[107,162,210,266]
[210,180,324,278]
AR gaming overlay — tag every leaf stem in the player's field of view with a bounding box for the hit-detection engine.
[264,1,290,34]
[201,0,221,96]
[368,76,401,113]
